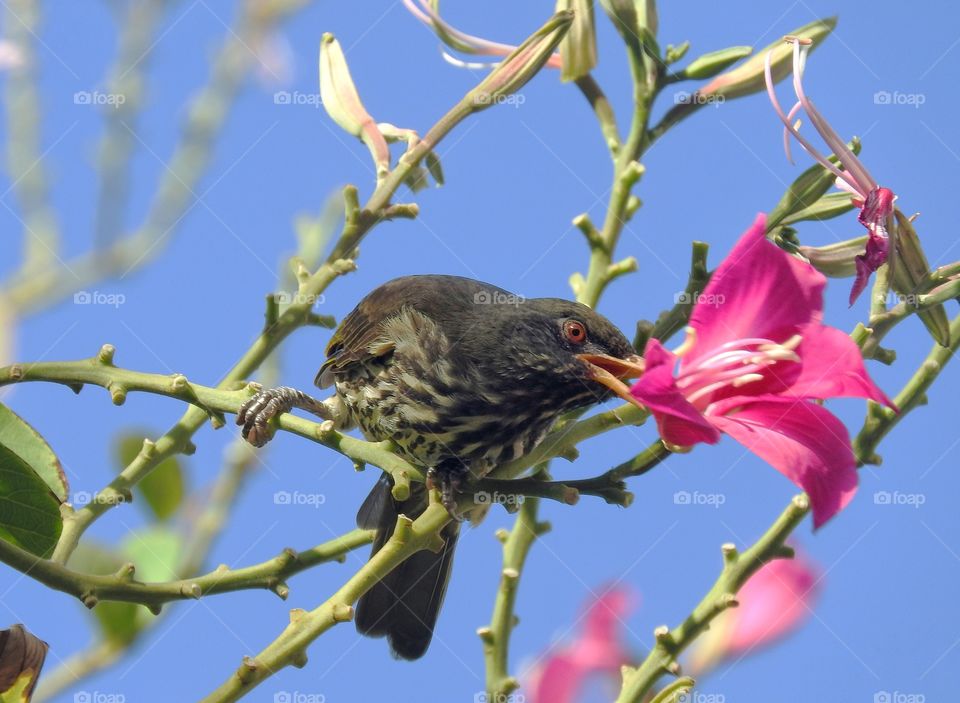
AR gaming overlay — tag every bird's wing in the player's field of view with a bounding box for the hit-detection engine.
[315,284,398,388]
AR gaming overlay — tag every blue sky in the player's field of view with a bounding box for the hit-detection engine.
[1,1,959,701]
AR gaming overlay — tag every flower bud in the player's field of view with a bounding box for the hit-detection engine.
[635,0,658,36]
[680,45,752,80]
[780,191,857,226]
[556,0,597,82]
[319,33,390,176]
[798,236,867,278]
[767,137,861,229]
[892,210,950,346]
[467,11,574,111]
[699,17,835,100]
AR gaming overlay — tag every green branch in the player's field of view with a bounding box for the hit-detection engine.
[478,492,549,700]
[616,495,809,703]
[199,504,451,703]
[0,528,373,610]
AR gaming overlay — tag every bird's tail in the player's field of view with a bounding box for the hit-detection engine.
[354,473,459,660]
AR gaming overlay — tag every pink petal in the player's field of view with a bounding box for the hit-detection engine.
[527,587,635,703]
[684,214,826,368]
[789,323,896,408]
[630,340,721,447]
[708,397,858,528]
[726,548,819,654]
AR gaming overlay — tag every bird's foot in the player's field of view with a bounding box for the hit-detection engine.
[426,463,470,521]
[236,386,332,447]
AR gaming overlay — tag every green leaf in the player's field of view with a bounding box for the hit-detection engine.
[0,444,62,558]
[114,432,184,521]
[0,625,48,702]
[70,543,142,646]
[0,404,68,502]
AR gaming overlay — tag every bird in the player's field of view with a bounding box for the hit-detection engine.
[236,274,645,660]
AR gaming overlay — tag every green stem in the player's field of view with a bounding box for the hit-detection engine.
[199,505,451,703]
[0,527,373,610]
[478,494,548,700]
[615,496,809,703]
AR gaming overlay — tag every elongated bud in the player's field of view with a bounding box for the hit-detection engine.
[680,45,752,80]
[467,11,574,110]
[798,236,867,277]
[781,191,857,226]
[556,0,597,82]
[892,209,951,346]
[635,0,657,36]
[768,137,861,229]
[700,17,835,100]
[319,33,390,177]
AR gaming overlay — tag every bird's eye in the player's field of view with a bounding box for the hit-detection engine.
[563,319,587,345]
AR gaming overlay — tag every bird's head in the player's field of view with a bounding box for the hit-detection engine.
[458,297,646,412]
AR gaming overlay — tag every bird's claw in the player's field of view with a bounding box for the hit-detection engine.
[236,386,296,447]
[426,465,469,522]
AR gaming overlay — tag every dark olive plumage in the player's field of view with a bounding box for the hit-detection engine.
[317,275,636,660]
[238,275,641,660]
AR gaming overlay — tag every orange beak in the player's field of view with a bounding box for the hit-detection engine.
[576,353,646,407]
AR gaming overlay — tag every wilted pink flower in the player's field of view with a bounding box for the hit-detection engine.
[689,547,820,673]
[403,0,562,69]
[629,214,894,528]
[525,587,634,703]
[766,37,896,305]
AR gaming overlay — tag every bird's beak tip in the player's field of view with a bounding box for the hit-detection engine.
[576,353,646,407]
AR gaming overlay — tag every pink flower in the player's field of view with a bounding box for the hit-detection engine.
[629,214,894,528]
[765,37,896,305]
[525,587,634,703]
[689,547,820,673]
[403,0,562,69]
